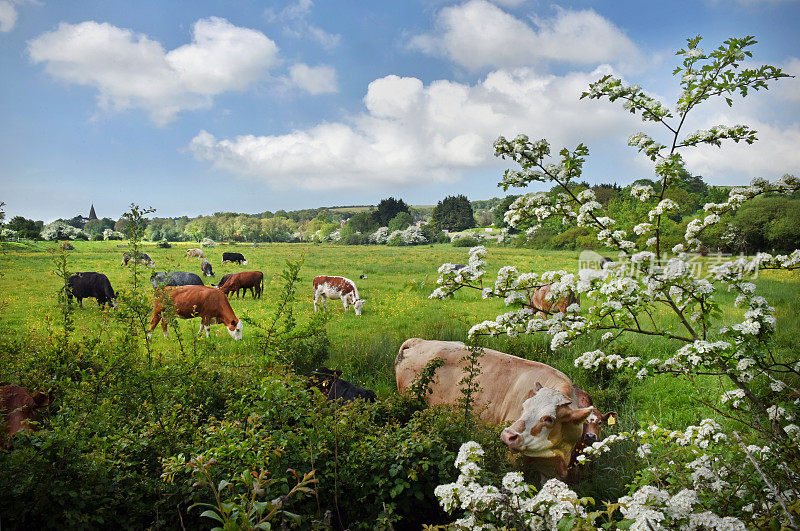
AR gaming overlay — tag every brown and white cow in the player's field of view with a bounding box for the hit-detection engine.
[313,276,365,316]
[218,271,263,299]
[565,386,618,483]
[186,248,205,260]
[395,338,593,480]
[149,285,243,340]
[530,284,580,318]
[1,385,54,447]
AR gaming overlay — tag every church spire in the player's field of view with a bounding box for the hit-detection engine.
[88,204,97,220]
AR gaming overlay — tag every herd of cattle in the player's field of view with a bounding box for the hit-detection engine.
[4,249,617,483]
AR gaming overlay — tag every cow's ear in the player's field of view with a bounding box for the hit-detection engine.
[334,369,343,378]
[534,382,543,392]
[525,388,536,399]
[602,411,618,425]
[561,407,593,424]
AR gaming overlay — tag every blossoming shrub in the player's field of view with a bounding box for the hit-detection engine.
[431,36,799,528]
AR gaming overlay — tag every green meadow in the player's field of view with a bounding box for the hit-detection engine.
[3,239,799,425]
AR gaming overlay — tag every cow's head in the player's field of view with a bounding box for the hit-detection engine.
[581,408,617,445]
[242,260,249,265]
[354,298,366,316]
[227,319,243,340]
[500,383,593,459]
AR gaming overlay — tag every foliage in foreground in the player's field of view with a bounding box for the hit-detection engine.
[431,35,799,529]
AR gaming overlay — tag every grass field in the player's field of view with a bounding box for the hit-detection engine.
[3,239,799,426]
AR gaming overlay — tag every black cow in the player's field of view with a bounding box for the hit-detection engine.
[121,252,154,267]
[67,272,117,308]
[201,260,214,277]
[221,252,248,265]
[150,271,204,289]
[308,367,377,402]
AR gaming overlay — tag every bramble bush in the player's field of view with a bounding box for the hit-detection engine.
[431,35,798,529]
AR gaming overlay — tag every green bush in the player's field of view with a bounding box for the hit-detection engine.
[452,236,480,247]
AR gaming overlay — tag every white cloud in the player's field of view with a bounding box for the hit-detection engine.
[289,63,338,94]
[266,0,341,50]
[0,1,18,32]
[409,0,641,70]
[683,116,800,184]
[189,66,642,191]
[28,17,279,126]
[491,0,527,6]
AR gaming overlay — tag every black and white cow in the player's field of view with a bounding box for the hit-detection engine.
[151,271,204,289]
[308,367,377,402]
[121,252,154,267]
[222,252,248,265]
[67,272,117,308]
[201,260,214,277]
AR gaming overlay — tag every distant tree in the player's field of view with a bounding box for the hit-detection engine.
[431,195,476,232]
[493,195,520,228]
[346,211,380,234]
[6,216,42,239]
[387,211,413,232]
[372,197,410,227]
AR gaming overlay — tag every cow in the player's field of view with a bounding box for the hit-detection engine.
[312,276,365,316]
[1,385,54,448]
[121,251,154,267]
[359,274,367,280]
[201,260,214,277]
[214,273,245,298]
[218,271,263,300]
[565,386,618,483]
[186,248,205,260]
[395,338,593,480]
[67,272,117,308]
[150,271,204,289]
[222,252,248,265]
[308,367,377,402]
[530,284,580,318]
[149,285,243,340]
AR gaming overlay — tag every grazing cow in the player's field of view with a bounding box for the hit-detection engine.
[149,285,243,340]
[1,385,54,447]
[359,274,367,280]
[67,272,117,308]
[150,271,204,289]
[395,339,593,480]
[218,271,263,299]
[308,367,377,402]
[186,248,205,260]
[530,284,580,318]
[121,251,154,267]
[221,252,248,265]
[201,260,214,277]
[565,387,618,483]
[312,276,366,316]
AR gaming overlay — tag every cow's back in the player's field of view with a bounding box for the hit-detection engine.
[395,338,574,425]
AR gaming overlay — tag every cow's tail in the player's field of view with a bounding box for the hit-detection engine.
[396,338,421,367]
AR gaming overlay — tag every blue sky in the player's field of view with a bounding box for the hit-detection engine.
[1,0,798,222]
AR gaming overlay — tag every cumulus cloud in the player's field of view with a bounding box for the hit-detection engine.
[189,66,643,191]
[0,0,19,32]
[683,116,800,184]
[289,63,338,94]
[408,0,641,70]
[266,0,341,50]
[28,17,279,126]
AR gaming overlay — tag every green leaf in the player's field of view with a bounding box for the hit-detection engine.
[200,510,225,524]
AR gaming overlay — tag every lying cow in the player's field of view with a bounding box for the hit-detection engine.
[149,285,243,340]
[222,252,248,265]
[67,272,117,308]
[218,271,263,299]
[1,385,54,448]
[186,248,205,260]
[313,276,365,316]
[201,260,214,278]
[308,367,377,402]
[151,271,204,289]
[530,284,580,318]
[395,338,593,480]
[121,251,154,267]
[565,386,618,483]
